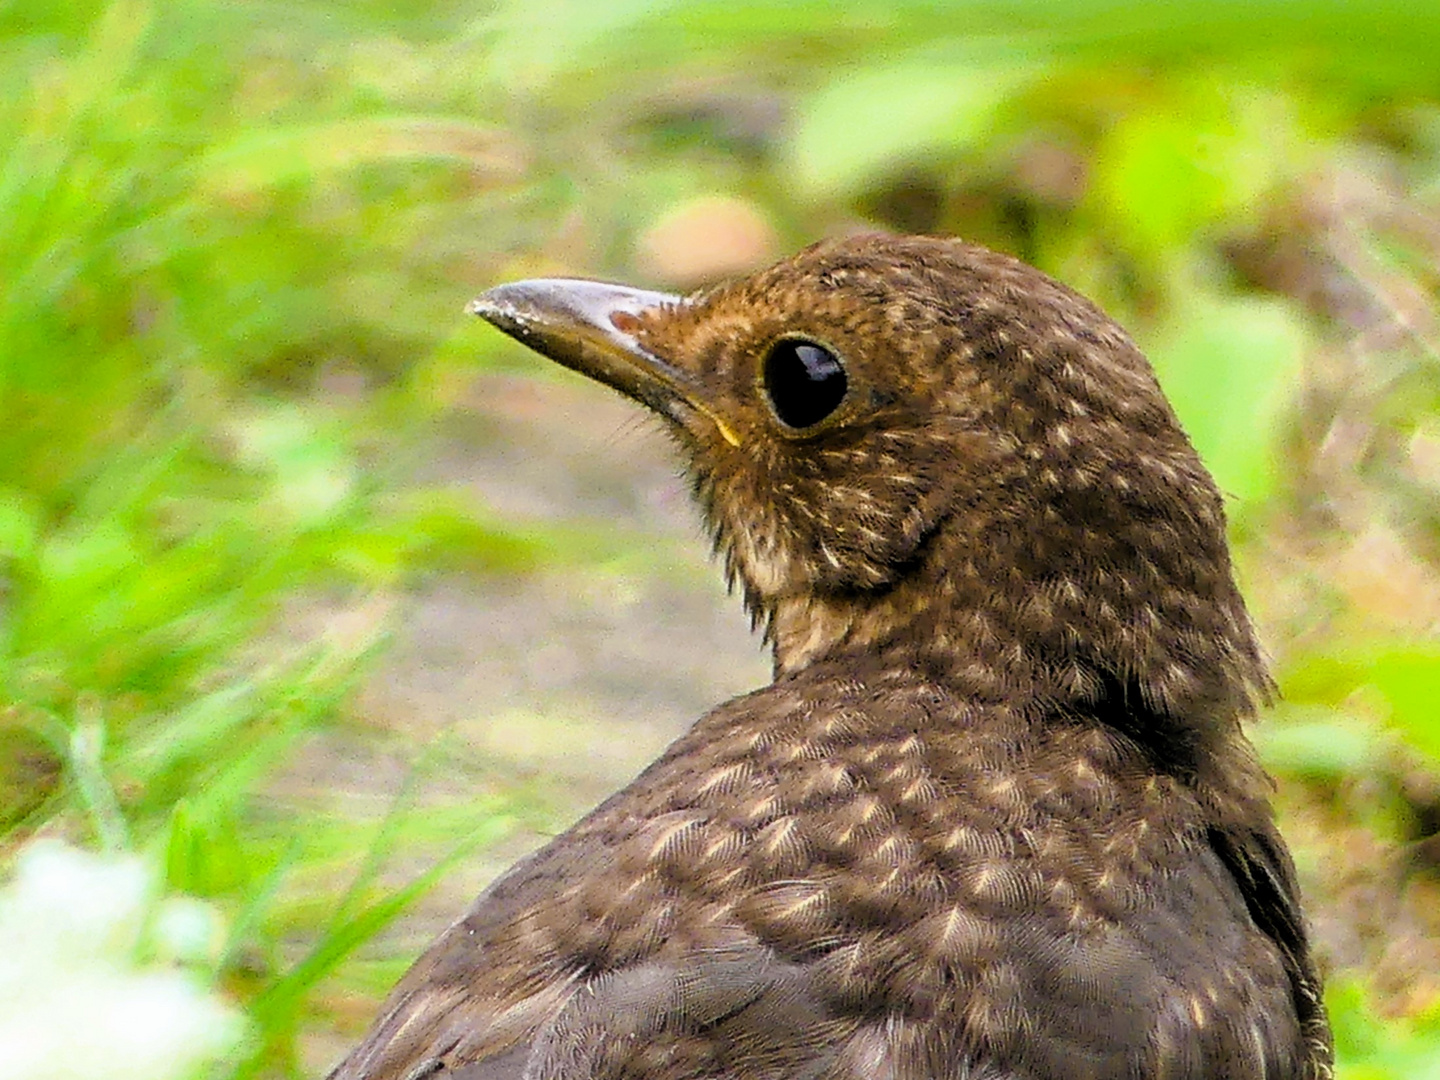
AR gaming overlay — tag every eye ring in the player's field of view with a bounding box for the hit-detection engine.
[761,337,849,431]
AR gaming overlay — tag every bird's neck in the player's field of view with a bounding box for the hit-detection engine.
[766,515,1271,789]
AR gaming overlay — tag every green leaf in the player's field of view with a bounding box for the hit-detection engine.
[1281,644,1440,766]
[0,488,40,562]
[1369,648,1440,763]
[788,53,1043,198]
[1329,978,1440,1079]
[1251,708,1381,780]
[1147,290,1306,509]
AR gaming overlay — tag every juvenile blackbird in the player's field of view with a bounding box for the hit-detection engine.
[330,235,1331,1080]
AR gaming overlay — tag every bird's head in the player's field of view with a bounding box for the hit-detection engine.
[471,235,1270,764]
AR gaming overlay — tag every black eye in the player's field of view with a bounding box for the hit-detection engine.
[762,339,848,430]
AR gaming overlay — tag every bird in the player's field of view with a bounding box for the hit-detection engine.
[328,234,1332,1080]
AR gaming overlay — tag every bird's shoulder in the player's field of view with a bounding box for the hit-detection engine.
[328,668,1306,1080]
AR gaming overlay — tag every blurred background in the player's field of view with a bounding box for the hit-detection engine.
[1,0,1438,1076]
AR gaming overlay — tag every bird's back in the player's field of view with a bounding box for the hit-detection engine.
[330,661,1316,1080]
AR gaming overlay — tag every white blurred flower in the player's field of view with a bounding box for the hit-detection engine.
[0,840,244,1080]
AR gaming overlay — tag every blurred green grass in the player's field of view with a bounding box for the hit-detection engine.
[1,0,1438,1076]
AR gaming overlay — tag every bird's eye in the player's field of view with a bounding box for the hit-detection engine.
[762,339,848,430]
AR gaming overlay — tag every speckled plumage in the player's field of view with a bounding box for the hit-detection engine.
[329,235,1331,1080]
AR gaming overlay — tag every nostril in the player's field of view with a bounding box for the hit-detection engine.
[610,311,642,334]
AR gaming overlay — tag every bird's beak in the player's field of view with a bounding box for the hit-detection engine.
[468,278,740,448]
